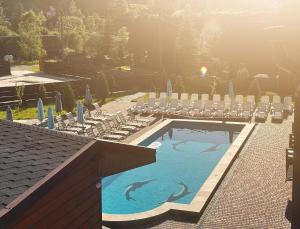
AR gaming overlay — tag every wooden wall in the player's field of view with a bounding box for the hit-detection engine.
[1,142,102,229]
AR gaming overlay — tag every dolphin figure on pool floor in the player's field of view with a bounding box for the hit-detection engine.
[201,144,221,153]
[125,179,156,201]
[172,140,188,152]
[163,182,191,203]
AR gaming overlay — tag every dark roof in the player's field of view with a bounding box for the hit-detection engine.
[0,120,91,210]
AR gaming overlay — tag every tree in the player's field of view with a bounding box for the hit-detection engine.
[64,31,84,53]
[94,71,110,104]
[110,0,128,18]
[62,83,76,112]
[0,25,15,36]
[115,26,129,60]
[102,14,114,56]
[18,10,45,61]
[3,0,24,30]
[175,17,197,75]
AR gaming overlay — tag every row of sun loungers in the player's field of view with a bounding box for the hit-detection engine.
[53,103,156,141]
[131,93,293,122]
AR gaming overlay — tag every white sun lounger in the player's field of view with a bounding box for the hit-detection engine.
[261,95,270,104]
[272,95,281,104]
[149,92,156,99]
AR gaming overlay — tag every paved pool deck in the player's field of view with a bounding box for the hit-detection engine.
[110,116,292,229]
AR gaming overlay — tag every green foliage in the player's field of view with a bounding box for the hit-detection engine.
[15,83,25,107]
[84,33,101,57]
[0,25,15,35]
[64,31,84,53]
[62,83,76,112]
[18,10,46,61]
[110,0,129,18]
[175,17,197,75]
[94,71,110,104]
[102,15,114,56]
[61,15,85,33]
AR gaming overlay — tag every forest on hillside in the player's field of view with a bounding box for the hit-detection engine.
[0,0,299,78]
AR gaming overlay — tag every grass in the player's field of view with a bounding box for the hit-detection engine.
[131,93,149,102]
[0,104,66,120]
[0,93,126,120]
[31,65,40,72]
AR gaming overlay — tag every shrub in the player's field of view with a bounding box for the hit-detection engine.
[62,83,76,112]
[94,71,110,104]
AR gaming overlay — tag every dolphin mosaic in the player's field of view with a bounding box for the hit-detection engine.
[163,181,191,203]
[125,179,156,201]
[201,144,221,153]
[172,140,188,152]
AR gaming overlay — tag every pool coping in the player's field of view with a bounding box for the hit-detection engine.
[103,119,256,225]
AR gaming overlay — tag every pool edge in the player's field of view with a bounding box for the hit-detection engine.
[103,119,256,225]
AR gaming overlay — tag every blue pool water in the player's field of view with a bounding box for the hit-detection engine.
[102,122,241,214]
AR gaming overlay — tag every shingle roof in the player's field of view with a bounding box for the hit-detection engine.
[0,120,91,210]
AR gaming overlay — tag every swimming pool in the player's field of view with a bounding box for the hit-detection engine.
[103,120,255,222]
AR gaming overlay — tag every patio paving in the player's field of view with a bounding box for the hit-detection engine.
[116,117,292,229]
[0,72,77,88]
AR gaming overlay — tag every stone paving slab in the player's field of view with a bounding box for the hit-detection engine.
[117,117,293,229]
[100,92,145,114]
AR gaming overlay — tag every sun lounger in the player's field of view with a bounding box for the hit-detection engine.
[224,94,232,111]
[190,93,199,103]
[143,98,157,114]
[86,126,123,141]
[111,116,137,132]
[171,93,179,100]
[96,122,127,139]
[255,108,268,122]
[67,112,97,127]
[55,116,82,133]
[180,93,189,101]
[102,121,130,136]
[117,112,145,128]
[272,95,281,104]
[84,110,107,121]
[201,100,212,118]
[167,98,179,114]
[189,100,202,117]
[272,110,284,123]
[212,94,221,103]
[235,95,244,104]
[149,92,156,99]
[133,114,156,124]
[92,103,113,118]
[130,97,145,114]
[260,95,270,104]
[154,98,168,114]
[159,92,167,99]
[201,94,209,103]
[246,95,256,111]
[65,112,92,129]
[179,99,190,115]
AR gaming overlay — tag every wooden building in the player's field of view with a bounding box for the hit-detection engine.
[0,120,155,228]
